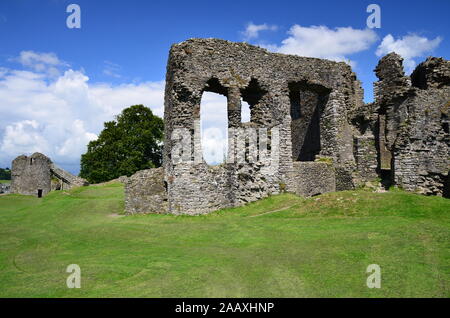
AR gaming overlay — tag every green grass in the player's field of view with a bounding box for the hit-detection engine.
[0,180,10,184]
[0,184,449,297]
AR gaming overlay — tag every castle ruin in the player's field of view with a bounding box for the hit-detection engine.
[125,38,449,215]
[11,152,88,197]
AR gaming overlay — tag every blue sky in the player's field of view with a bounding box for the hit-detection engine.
[0,0,449,174]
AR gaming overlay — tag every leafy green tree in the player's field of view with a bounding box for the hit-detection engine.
[80,105,164,183]
[0,168,11,180]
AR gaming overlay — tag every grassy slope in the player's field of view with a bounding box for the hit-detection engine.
[0,183,448,297]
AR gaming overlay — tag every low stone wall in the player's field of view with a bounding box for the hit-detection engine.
[163,38,364,214]
[50,164,89,189]
[124,167,168,214]
[293,161,336,197]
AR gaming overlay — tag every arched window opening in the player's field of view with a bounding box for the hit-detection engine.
[241,99,251,123]
[200,87,228,165]
[241,78,266,124]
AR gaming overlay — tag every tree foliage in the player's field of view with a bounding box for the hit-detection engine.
[0,168,11,180]
[80,105,164,183]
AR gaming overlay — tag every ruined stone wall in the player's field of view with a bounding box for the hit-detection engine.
[124,167,168,214]
[11,153,52,197]
[373,54,450,197]
[162,38,363,214]
[353,134,379,183]
[293,161,336,197]
[123,39,449,215]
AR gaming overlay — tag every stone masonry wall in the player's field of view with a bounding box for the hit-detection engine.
[353,134,379,183]
[11,152,88,197]
[373,54,450,196]
[124,40,449,215]
[11,153,52,197]
[124,167,168,214]
[162,38,363,214]
[293,161,336,197]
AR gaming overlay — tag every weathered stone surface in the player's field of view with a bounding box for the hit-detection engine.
[11,153,52,197]
[11,152,88,197]
[161,38,363,214]
[124,39,449,215]
[293,161,335,197]
[124,167,168,214]
[372,54,450,197]
[353,134,378,183]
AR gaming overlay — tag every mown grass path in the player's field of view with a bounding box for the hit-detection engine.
[0,183,448,297]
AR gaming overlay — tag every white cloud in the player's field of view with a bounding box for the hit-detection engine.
[241,99,250,123]
[0,55,166,173]
[376,34,442,72]
[201,127,227,164]
[241,22,278,40]
[103,60,121,78]
[0,67,8,78]
[1,51,264,172]
[261,24,378,65]
[56,120,98,160]
[200,92,228,164]
[0,120,50,156]
[0,52,241,172]
[11,50,69,77]
[200,92,251,164]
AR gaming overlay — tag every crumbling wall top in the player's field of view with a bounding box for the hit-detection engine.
[374,52,406,81]
[12,152,52,164]
[411,56,450,89]
[167,38,356,93]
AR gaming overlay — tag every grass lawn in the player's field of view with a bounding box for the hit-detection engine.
[0,180,10,184]
[0,183,449,297]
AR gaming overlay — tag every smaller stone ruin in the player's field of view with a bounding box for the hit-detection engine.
[11,152,88,197]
